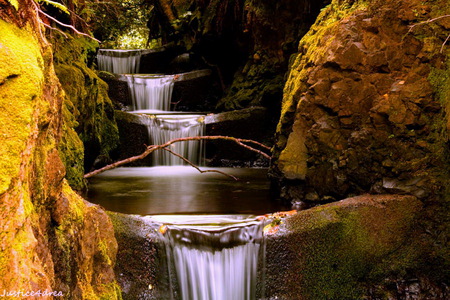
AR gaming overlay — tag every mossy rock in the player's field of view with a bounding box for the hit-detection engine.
[53,36,120,186]
[0,7,122,298]
[265,194,424,299]
[0,19,43,194]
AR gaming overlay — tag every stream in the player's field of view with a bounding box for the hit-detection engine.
[90,49,284,299]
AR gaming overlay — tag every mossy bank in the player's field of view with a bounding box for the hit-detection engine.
[0,0,121,298]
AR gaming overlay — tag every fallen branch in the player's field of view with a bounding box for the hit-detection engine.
[407,14,450,53]
[163,148,238,180]
[84,135,271,178]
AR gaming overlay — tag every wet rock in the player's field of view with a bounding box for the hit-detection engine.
[139,46,185,74]
[172,69,216,112]
[113,111,153,166]
[108,213,165,300]
[204,107,272,166]
[98,71,132,108]
[265,195,425,299]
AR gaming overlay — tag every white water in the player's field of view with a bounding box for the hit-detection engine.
[137,114,205,165]
[125,75,174,111]
[97,49,141,74]
[154,215,265,300]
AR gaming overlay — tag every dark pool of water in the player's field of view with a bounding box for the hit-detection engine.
[86,166,288,215]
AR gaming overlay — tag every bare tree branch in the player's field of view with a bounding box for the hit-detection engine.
[42,21,69,38]
[408,15,450,31]
[34,2,101,42]
[442,33,450,53]
[163,148,239,180]
[84,135,271,178]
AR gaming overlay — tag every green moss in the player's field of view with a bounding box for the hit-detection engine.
[98,282,123,300]
[97,240,113,265]
[0,20,43,194]
[217,59,285,111]
[7,0,19,10]
[283,195,422,299]
[53,36,119,189]
[59,100,86,190]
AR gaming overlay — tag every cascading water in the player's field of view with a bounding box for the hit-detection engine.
[97,49,142,74]
[152,215,265,300]
[124,74,174,111]
[97,49,203,165]
[139,113,205,165]
[94,50,270,299]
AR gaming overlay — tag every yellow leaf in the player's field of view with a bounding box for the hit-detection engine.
[8,0,19,10]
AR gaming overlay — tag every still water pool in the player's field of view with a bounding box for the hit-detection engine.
[87,166,287,215]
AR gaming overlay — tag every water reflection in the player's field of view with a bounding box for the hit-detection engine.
[86,166,286,215]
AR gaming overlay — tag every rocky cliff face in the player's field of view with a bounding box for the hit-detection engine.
[0,1,120,298]
[272,0,450,204]
[270,0,450,294]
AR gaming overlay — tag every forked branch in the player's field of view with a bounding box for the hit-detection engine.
[84,135,271,178]
[163,148,238,180]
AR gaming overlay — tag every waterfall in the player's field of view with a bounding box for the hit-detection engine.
[97,49,142,74]
[154,215,265,300]
[139,114,205,166]
[125,75,174,111]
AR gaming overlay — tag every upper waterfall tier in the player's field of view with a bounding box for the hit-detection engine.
[97,49,142,74]
[123,75,174,111]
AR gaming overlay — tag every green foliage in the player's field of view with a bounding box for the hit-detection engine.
[86,0,153,49]
[38,0,69,14]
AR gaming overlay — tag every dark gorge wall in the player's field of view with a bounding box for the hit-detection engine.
[0,1,121,298]
[152,0,331,112]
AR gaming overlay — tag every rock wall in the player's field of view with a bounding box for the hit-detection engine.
[270,0,450,295]
[0,1,121,298]
[53,37,119,185]
[272,0,450,204]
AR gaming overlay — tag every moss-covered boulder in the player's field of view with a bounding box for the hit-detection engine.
[0,1,121,298]
[265,195,434,299]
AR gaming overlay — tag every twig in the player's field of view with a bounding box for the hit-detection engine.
[163,148,239,180]
[408,14,450,53]
[84,135,271,178]
[36,6,101,42]
[42,22,69,38]
[31,0,49,44]
[441,33,450,53]
[408,15,450,32]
